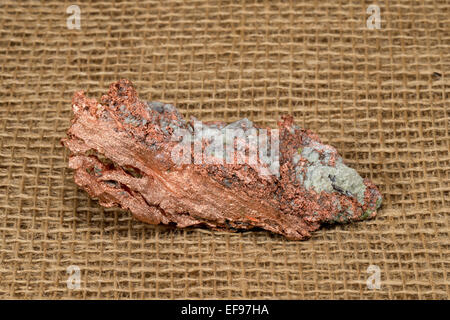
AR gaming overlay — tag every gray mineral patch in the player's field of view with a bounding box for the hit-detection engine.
[292,153,301,165]
[224,118,253,131]
[147,101,164,113]
[301,147,319,162]
[298,147,367,205]
[163,103,176,113]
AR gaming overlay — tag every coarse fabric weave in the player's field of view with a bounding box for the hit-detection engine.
[0,0,449,299]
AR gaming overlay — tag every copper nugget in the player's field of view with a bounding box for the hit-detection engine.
[62,80,382,240]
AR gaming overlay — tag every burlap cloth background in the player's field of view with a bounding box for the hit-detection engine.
[0,0,448,299]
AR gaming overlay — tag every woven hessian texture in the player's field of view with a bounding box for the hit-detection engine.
[0,0,449,299]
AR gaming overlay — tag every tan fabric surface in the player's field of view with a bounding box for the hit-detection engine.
[0,0,448,299]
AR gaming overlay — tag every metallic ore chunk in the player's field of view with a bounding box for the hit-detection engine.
[62,79,382,240]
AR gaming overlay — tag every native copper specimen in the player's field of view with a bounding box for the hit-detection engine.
[62,79,382,240]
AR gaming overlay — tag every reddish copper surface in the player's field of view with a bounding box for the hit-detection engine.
[62,79,382,240]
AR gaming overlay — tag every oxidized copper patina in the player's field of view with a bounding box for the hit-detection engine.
[62,79,382,240]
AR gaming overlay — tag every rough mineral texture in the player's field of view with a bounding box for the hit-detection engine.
[62,79,382,240]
